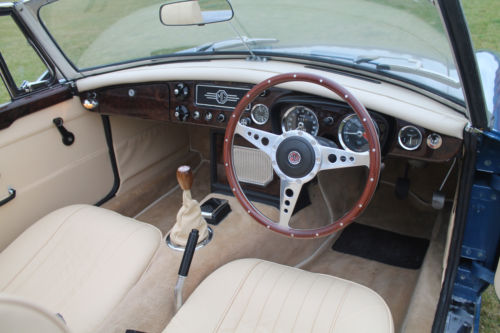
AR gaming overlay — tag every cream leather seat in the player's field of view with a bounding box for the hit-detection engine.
[0,205,161,333]
[165,259,394,333]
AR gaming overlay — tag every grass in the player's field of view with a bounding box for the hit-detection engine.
[0,1,499,329]
[480,286,500,332]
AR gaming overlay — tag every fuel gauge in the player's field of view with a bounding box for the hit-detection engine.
[398,125,422,151]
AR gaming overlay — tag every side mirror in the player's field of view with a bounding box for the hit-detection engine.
[160,0,233,26]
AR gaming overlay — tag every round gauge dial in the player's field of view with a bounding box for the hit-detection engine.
[338,114,379,152]
[281,105,319,136]
[398,125,423,151]
[250,104,269,125]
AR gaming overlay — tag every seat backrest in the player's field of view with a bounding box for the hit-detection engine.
[0,294,71,333]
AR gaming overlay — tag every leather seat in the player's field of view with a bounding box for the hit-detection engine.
[165,259,394,333]
[0,205,161,333]
[0,294,70,333]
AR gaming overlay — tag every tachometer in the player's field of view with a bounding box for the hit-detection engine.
[281,106,319,136]
[338,114,379,152]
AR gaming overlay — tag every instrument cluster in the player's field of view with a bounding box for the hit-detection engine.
[277,102,391,154]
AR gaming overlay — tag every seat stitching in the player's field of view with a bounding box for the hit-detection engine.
[328,284,352,333]
[290,274,321,333]
[252,264,288,332]
[309,279,337,333]
[270,269,303,333]
[232,262,276,332]
[213,260,263,333]
[1,206,88,291]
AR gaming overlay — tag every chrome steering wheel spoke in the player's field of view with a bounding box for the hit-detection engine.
[319,145,369,171]
[235,122,280,159]
[278,178,303,228]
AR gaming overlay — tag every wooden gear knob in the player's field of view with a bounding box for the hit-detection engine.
[177,165,193,191]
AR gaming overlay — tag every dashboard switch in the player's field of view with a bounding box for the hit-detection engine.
[193,111,201,120]
[174,83,189,99]
[174,105,189,122]
[323,116,334,126]
[240,117,252,126]
[205,112,213,121]
[216,113,226,123]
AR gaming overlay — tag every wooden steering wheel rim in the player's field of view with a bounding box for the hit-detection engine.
[223,73,381,239]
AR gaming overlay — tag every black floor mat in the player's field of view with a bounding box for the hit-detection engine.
[332,223,430,269]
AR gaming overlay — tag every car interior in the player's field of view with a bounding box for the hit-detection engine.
[0,1,475,333]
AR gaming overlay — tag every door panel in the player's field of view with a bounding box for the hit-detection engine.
[0,97,114,250]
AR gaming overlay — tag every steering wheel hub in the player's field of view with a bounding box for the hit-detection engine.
[276,136,316,178]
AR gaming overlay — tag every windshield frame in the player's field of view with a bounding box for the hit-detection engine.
[20,0,470,116]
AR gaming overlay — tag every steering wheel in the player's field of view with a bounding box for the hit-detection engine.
[223,73,380,238]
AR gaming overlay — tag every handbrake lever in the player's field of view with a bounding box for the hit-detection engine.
[174,229,199,312]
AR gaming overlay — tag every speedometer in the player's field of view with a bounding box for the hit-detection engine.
[338,114,379,152]
[281,106,319,136]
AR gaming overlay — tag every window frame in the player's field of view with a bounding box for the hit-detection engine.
[0,7,57,103]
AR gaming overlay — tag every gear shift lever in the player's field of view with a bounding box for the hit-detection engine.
[168,165,209,247]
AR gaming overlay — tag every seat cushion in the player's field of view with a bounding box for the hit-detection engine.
[0,294,70,333]
[0,204,161,333]
[165,259,394,333]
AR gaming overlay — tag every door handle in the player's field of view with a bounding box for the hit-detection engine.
[0,187,16,207]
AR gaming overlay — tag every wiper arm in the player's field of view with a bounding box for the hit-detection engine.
[195,36,278,52]
[355,55,461,88]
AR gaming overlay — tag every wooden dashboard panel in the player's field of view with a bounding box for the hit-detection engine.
[81,83,170,121]
[79,80,462,163]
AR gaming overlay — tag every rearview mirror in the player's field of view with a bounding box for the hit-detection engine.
[160,0,233,26]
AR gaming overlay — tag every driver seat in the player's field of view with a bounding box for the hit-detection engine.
[164,258,394,333]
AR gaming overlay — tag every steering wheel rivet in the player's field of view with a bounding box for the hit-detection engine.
[232,114,235,118]
[372,148,376,152]
[340,223,344,226]
[232,188,236,192]
[359,204,363,208]
[320,79,323,83]
[315,233,319,237]
[345,94,348,99]
[291,233,295,237]
[225,163,228,167]
[293,74,297,78]
[267,225,270,229]
[370,177,374,182]
[225,138,228,142]
[267,80,271,83]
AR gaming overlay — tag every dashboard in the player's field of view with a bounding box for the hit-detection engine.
[80,81,462,163]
